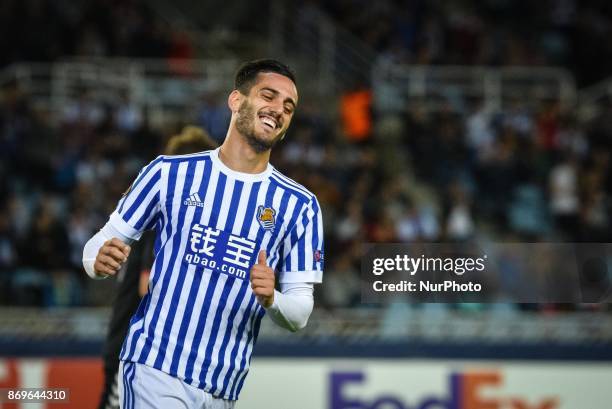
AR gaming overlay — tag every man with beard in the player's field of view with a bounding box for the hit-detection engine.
[83,60,324,408]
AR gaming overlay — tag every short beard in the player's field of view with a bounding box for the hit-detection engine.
[235,100,283,154]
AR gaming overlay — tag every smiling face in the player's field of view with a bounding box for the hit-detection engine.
[233,72,298,153]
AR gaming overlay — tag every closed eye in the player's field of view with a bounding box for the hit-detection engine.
[258,87,297,113]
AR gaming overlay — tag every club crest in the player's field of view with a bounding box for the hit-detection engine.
[257,205,276,231]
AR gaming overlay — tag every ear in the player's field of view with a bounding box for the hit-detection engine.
[228,90,242,113]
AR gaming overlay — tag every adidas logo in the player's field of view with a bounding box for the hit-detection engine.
[184,192,205,207]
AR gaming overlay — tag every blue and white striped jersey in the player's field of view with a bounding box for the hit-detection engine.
[111,148,324,400]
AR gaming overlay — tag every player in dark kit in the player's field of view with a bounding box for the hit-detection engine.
[98,126,218,409]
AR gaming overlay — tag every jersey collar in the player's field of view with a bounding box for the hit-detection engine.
[210,147,273,182]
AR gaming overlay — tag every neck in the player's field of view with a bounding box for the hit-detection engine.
[219,125,271,174]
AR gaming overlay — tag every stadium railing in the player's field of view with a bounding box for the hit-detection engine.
[0,58,238,126]
[1,307,611,359]
[372,63,577,113]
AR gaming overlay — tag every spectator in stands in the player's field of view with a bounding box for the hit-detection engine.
[0,207,17,304]
[549,153,580,239]
[320,252,360,309]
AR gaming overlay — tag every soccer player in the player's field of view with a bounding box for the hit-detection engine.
[83,59,324,409]
[98,126,218,409]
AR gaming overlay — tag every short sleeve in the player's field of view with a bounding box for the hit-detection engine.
[279,196,324,283]
[109,156,163,241]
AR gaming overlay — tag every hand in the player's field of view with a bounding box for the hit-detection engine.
[250,250,275,308]
[94,238,131,277]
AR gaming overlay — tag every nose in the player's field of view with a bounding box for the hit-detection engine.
[267,99,283,116]
[269,103,283,116]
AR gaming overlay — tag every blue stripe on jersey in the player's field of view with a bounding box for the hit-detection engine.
[197,276,235,389]
[263,182,277,210]
[270,174,310,203]
[122,362,135,409]
[282,206,302,272]
[267,177,308,269]
[129,363,136,409]
[297,208,309,271]
[167,267,204,376]
[134,193,160,231]
[122,362,128,409]
[139,161,197,364]
[231,305,265,398]
[266,189,291,266]
[123,168,161,222]
[122,286,151,361]
[152,159,180,285]
[148,160,207,367]
[118,156,163,214]
[271,170,313,199]
[223,180,244,232]
[153,229,162,260]
[235,308,265,397]
[219,295,256,398]
[143,214,159,232]
[208,281,248,395]
[311,198,321,270]
[207,172,227,226]
[120,290,142,359]
[183,272,221,384]
[240,182,261,237]
[162,152,212,162]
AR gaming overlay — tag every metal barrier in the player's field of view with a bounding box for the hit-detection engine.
[0,57,607,123]
[269,0,376,97]
[1,307,610,345]
[578,77,612,120]
[372,64,577,112]
[0,58,238,126]
[269,1,579,112]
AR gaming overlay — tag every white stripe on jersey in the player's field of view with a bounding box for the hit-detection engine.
[114,148,323,400]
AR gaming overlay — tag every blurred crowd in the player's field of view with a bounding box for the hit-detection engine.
[280,95,611,310]
[3,80,610,309]
[315,0,612,86]
[0,0,610,312]
[0,0,194,68]
[0,81,167,306]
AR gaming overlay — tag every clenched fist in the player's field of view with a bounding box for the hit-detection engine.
[250,250,275,308]
[94,238,131,277]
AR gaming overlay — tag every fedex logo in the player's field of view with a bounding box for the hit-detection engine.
[330,371,558,409]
